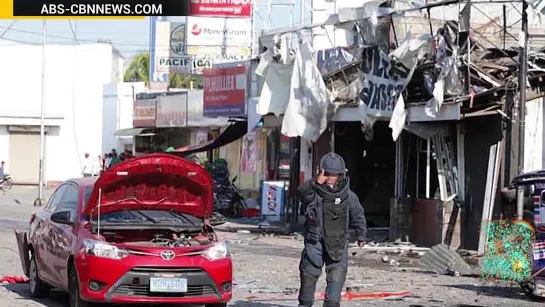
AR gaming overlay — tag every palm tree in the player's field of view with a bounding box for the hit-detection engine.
[123,52,150,85]
[124,51,204,89]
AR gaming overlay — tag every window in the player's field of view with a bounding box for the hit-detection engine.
[55,185,79,212]
[83,186,93,206]
[45,185,68,212]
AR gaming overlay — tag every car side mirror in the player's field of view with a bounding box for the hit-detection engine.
[51,211,74,225]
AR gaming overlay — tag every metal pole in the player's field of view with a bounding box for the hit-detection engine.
[35,20,46,207]
[250,0,255,56]
[516,0,528,220]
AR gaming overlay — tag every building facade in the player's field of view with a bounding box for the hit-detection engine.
[0,43,123,185]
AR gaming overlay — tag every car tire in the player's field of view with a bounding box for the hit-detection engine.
[68,266,90,307]
[205,303,227,307]
[29,252,50,298]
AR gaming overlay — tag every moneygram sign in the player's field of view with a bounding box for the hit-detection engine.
[186,17,251,47]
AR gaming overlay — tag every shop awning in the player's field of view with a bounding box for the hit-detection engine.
[171,120,247,155]
[114,127,154,136]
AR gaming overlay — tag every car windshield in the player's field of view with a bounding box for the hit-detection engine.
[83,186,93,205]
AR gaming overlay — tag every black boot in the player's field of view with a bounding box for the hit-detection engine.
[298,273,319,307]
[323,300,341,307]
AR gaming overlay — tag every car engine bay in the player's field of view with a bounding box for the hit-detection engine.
[100,229,213,247]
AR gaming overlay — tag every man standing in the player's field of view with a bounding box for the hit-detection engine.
[109,150,120,168]
[0,161,5,178]
[296,152,367,307]
[81,153,93,177]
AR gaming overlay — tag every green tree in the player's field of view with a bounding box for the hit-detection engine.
[124,51,204,89]
[123,51,150,85]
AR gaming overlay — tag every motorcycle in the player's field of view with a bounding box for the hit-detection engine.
[213,175,246,218]
[0,174,12,192]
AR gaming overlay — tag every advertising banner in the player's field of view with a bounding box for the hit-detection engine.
[186,17,251,47]
[189,0,252,18]
[203,65,247,117]
[155,23,251,74]
[260,181,285,222]
[241,131,257,172]
[187,46,251,57]
[133,99,157,127]
[358,46,412,118]
[155,93,188,127]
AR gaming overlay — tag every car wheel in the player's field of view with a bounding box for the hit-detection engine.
[205,303,227,307]
[29,252,50,298]
[68,266,89,307]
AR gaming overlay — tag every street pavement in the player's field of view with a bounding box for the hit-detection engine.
[0,187,541,306]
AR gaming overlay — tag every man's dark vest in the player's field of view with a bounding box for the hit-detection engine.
[321,190,349,261]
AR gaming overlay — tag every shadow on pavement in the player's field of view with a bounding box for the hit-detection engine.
[444,284,527,300]
[2,283,67,307]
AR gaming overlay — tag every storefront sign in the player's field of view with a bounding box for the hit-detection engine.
[260,181,285,221]
[241,131,257,172]
[186,17,251,47]
[156,93,188,127]
[187,46,251,57]
[156,56,212,73]
[133,99,157,127]
[358,46,411,118]
[203,65,247,117]
[189,0,252,17]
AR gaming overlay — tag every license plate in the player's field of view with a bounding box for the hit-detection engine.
[149,277,187,293]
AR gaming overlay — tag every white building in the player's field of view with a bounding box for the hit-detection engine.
[0,43,123,186]
[102,82,146,155]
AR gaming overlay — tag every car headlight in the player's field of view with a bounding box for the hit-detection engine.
[202,241,229,260]
[83,239,129,260]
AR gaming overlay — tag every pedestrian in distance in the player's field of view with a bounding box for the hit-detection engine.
[81,153,93,177]
[296,152,367,307]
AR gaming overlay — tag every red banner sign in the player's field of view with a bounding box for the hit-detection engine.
[133,99,156,127]
[203,65,247,117]
[189,0,252,18]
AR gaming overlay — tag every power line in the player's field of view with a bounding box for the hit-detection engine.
[0,15,313,49]
[0,20,17,39]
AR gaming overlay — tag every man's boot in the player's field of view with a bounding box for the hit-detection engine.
[323,300,341,307]
[298,273,319,307]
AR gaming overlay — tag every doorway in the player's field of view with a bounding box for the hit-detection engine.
[334,121,396,227]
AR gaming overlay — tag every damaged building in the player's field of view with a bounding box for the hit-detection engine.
[253,0,545,251]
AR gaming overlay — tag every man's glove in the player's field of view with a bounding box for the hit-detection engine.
[357,240,366,247]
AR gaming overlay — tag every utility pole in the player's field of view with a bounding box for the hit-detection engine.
[34,20,46,207]
[516,0,528,220]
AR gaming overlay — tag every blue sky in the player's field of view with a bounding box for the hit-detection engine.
[0,2,305,60]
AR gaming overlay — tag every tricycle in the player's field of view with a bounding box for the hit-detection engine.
[504,170,545,300]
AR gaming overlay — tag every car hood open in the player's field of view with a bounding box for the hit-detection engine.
[84,153,214,219]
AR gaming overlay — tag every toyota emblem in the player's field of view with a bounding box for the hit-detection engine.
[160,250,175,260]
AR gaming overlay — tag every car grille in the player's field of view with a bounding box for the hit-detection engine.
[130,267,204,273]
[114,284,217,297]
[108,267,221,298]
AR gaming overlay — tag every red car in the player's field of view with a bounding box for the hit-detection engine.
[14,153,232,307]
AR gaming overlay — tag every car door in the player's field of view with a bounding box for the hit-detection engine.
[49,183,80,290]
[33,184,68,285]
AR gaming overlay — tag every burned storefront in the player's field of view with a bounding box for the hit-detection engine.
[255,0,545,248]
